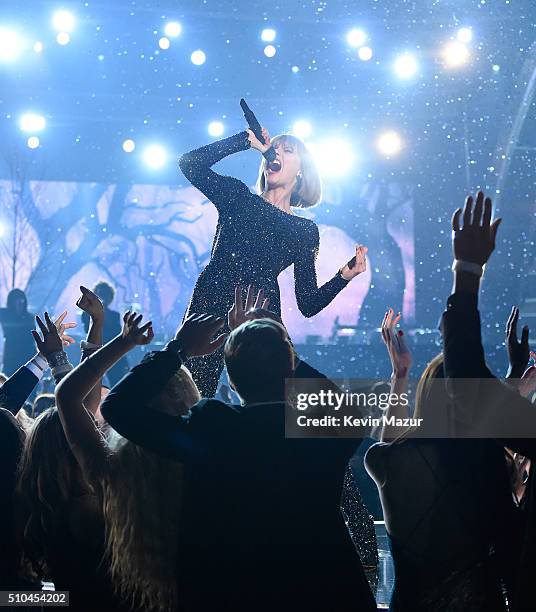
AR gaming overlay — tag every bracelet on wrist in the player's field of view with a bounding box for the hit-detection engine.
[452,260,485,277]
[46,350,70,369]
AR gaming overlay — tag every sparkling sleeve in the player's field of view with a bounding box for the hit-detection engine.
[294,223,350,318]
[178,131,252,213]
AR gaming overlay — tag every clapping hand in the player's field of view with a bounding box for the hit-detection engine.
[340,245,368,281]
[228,285,271,331]
[121,311,154,347]
[76,286,104,322]
[175,314,228,358]
[452,191,502,265]
[381,308,412,378]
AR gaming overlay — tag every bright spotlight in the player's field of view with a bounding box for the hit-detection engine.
[377,131,402,157]
[346,28,367,48]
[308,139,355,177]
[190,49,206,65]
[0,29,23,62]
[264,45,276,58]
[122,139,136,153]
[52,10,75,32]
[261,28,276,42]
[158,37,170,50]
[292,120,312,140]
[33,41,44,53]
[164,21,182,38]
[19,113,46,133]
[358,46,373,61]
[56,32,70,46]
[208,121,224,137]
[27,136,40,149]
[442,41,470,68]
[394,53,418,79]
[457,27,473,43]
[143,144,168,170]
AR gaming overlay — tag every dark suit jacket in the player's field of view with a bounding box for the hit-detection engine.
[101,349,377,612]
[441,292,536,612]
[0,364,39,415]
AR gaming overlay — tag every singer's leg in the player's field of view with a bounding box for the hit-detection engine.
[186,346,225,398]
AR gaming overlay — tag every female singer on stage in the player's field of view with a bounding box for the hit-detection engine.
[179,126,368,396]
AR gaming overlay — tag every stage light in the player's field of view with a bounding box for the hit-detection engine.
[377,131,402,157]
[56,32,70,46]
[143,144,167,169]
[346,28,366,48]
[492,64,500,72]
[33,41,44,53]
[442,41,470,68]
[208,121,224,137]
[264,45,276,58]
[394,53,418,79]
[190,49,206,65]
[164,21,182,38]
[158,37,170,50]
[457,27,473,43]
[261,28,276,42]
[292,120,312,140]
[308,139,355,177]
[122,139,136,153]
[291,65,299,73]
[0,28,23,62]
[52,10,75,32]
[19,113,46,133]
[27,136,40,149]
[358,46,373,61]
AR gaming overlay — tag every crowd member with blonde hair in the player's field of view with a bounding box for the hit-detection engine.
[53,287,199,611]
[178,111,369,396]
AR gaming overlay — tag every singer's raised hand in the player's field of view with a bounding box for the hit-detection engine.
[247,128,270,154]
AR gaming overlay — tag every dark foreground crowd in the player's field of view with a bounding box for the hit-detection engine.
[1,193,536,612]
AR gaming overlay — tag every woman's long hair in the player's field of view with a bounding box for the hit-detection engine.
[102,366,201,612]
[16,408,88,580]
[256,134,322,208]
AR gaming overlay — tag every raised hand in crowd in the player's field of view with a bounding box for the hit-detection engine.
[32,312,64,357]
[77,285,104,322]
[379,308,412,442]
[381,308,412,379]
[174,314,228,359]
[452,191,502,266]
[506,306,531,380]
[228,285,271,330]
[340,244,368,281]
[121,311,154,348]
[54,310,77,347]
[519,359,536,399]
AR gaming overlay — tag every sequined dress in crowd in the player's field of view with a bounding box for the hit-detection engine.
[179,131,350,396]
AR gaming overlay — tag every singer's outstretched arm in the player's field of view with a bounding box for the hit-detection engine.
[179,132,252,213]
[293,223,350,318]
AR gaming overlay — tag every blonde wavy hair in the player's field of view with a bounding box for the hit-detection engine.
[16,408,91,581]
[102,366,200,612]
[256,134,322,208]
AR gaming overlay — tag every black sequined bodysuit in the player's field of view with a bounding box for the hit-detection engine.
[179,131,350,396]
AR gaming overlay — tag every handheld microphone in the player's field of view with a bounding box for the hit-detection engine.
[240,98,277,164]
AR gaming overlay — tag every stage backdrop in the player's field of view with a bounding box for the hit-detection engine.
[0,178,414,350]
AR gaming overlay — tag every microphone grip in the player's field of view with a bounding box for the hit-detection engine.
[263,147,277,163]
